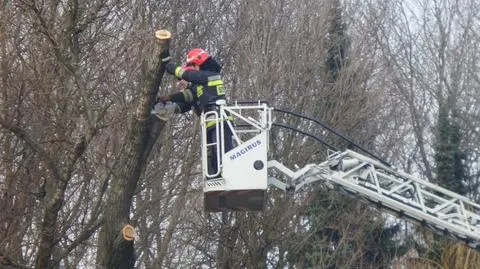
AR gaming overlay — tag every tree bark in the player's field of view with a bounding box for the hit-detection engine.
[97,35,170,269]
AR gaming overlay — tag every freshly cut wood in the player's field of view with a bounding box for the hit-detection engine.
[155,29,171,40]
[122,224,136,241]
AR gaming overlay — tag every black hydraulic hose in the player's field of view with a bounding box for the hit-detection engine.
[272,123,339,152]
[232,100,270,105]
[273,108,391,167]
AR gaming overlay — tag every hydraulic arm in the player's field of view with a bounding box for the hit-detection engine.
[269,149,480,251]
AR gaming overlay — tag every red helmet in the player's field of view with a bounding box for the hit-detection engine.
[186,48,209,66]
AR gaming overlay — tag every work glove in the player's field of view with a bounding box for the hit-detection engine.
[159,50,170,63]
[165,61,178,75]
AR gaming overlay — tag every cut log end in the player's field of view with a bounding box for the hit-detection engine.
[155,30,171,40]
[122,224,136,241]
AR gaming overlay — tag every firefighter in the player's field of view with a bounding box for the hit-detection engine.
[157,48,233,178]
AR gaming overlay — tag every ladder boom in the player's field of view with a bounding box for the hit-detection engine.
[269,149,480,250]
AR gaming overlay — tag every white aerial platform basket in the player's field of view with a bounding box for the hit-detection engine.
[201,101,272,212]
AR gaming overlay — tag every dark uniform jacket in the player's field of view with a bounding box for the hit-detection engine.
[168,58,225,116]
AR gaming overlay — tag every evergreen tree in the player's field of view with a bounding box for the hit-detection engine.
[324,0,350,82]
[290,1,405,267]
[434,103,467,195]
[289,191,407,268]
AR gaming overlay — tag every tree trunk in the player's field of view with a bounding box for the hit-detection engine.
[97,35,170,269]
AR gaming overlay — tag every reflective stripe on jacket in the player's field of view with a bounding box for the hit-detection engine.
[174,68,226,112]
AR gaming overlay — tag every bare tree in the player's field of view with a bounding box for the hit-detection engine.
[0,1,121,267]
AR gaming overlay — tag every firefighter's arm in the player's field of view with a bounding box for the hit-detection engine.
[165,62,209,84]
[175,69,209,84]
[158,88,195,105]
